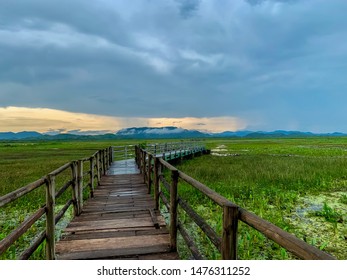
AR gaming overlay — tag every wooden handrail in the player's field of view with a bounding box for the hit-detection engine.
[239,208,335,260]
[49,162,72,177]
[138,145,336,260]
[0,207,46,255]
[178,170,234,208]
[0,146,114,259]
[0,177,46,207]
[178,197,221,250]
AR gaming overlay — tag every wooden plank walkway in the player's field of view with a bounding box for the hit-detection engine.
[56,160,178,260]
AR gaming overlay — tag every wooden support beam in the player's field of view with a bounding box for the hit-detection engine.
[154,157,160,210]
[170,169,178,251]
[222,204,238,260]
[77,160,83,214]
[147,153,152,194]
[71,161,79,216]
[46,174,56,260]
[89,156,95,197]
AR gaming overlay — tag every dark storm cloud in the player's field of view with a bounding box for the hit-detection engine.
[1,0,347,132]
[175,0,201,18]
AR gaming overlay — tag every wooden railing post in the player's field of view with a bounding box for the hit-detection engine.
[142,150,146,182]
[137,147,139,166]
[135,146,139,166]
[103,149,107,175]
[147,153,152,193]
[45,174,56,260]
[222,204,239,260]
[95,152,100,184]
[101,150,104,174]
[77,160,83,215]
[154,157,160,210]
[105,149,108,170]
[137,146,140,166]
[170,169,179,251]
[71,161,79,216]
[109,146,113,165]
[99,150,102,176]
[89,156,95,197]
[105,148,108,172]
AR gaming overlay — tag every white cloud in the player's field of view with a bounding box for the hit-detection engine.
[0,23,109,49]
[180,49,223,67]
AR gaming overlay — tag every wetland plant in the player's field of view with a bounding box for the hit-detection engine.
[314,203,343,223]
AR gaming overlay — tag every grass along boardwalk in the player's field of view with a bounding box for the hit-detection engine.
[0,141,336,260]
[0,142,205,260]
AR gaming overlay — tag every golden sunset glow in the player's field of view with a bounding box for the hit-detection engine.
[0,107,247,133]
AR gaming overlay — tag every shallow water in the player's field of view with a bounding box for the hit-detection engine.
[286,191,347,259]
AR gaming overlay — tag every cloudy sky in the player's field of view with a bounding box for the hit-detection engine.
[1,0,346,134]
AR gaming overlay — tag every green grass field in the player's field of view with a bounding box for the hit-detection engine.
[1,138,346,259]
[174,138,347,259]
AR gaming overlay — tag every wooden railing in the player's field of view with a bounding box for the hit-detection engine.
[113,145,135,161]
[136,146,335,260]
[0,147,114,260]
[144,141,205,156]
[135,141,207,194]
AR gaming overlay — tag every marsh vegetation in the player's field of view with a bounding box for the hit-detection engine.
[1,138,346,259]
[174,138,347,259]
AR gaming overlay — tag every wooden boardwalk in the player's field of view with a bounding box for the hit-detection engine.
[55,160,178,260]
[1,143,336,260]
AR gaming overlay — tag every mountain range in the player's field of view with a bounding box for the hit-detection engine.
[0,127,346,140]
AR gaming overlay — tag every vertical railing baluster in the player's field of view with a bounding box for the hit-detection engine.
[103,149,107,175]
[147,153,152,194]
[222,204,239,260]
[77,160,83,215]
[142,150,146,183]
[71,161,79,216]
[170,169,179,251]
[96,151,101,185]
[45,173,56,260]
[89,156,95,197]
[154,157,160,210]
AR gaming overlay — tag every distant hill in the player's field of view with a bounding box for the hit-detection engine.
[0,131,43,140]
[115,126,206,139]
[0,127,346,140]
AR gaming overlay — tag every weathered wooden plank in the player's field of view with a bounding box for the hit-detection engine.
[72,211,151,221]
[56,234,170,256]
[72,212,165,224]
[61,228,169,241]
[67,216,166,229]
[81,205,156,213]
[65,218,164,232]
[56,244,172,260]
[83,202,155,208]
[81,206,156,214]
